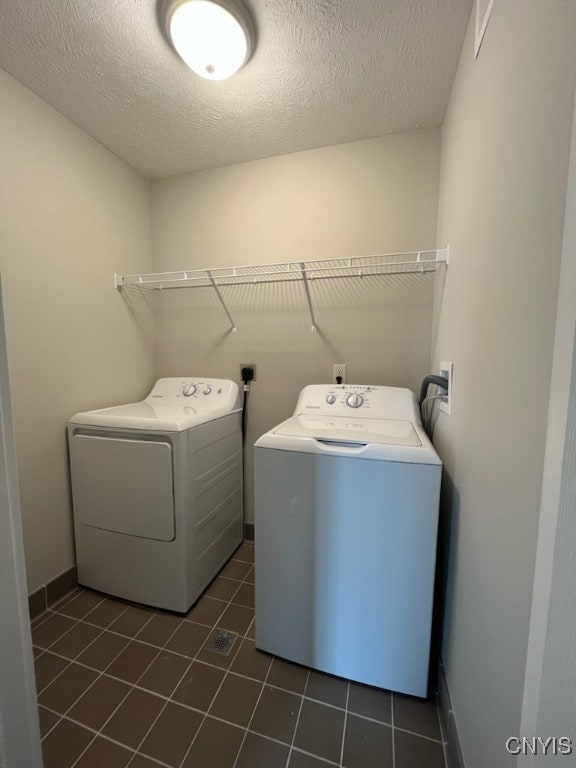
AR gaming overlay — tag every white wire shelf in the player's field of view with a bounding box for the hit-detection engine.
[115,248,448,333]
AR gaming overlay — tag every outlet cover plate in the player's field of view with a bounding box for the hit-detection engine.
[439,361,453,415]
[333,364,346,384]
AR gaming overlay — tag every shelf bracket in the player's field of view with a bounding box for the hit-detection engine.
[300,262,317,332]
[436,246,449,264]
[207,271,237,334]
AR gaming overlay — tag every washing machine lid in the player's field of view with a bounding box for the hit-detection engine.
[69,378,241,431]
[274,415,421,446]
[256,414,441,464]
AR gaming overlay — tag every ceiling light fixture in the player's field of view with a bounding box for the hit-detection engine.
[162,0,255,81]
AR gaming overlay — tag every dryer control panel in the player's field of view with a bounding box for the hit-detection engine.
[146,378,240,412]
[295,384,420,421]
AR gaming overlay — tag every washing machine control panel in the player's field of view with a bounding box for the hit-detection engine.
[346,393,364,408]
[305,385,375,412]
[297,384,419,421]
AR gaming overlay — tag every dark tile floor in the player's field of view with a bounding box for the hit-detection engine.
[32,542,447,768]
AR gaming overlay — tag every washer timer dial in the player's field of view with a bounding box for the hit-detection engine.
[346,392,364,408]
[182,383,197,397]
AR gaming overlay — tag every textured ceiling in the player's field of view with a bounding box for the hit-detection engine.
[0,0,473,179]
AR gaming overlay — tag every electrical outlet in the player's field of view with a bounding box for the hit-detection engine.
[438,361,453,416]
[333,363,346,384]
[240,363,256,382]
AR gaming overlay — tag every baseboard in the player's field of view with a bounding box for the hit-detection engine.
[244,522,254,541]
[28,565,78,620]
[28,587,47,620]
[438,663,466,768]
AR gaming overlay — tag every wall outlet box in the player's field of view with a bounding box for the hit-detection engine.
[439,361,453,415]
[240,363,256,382]
[333,363,346,384]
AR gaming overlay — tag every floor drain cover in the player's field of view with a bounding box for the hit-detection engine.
[204,628,238,656]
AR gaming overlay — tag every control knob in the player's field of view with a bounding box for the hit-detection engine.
[182,383,197,397]
[203,385,212,395]
[325,393,336,405]
[346,392,364,408]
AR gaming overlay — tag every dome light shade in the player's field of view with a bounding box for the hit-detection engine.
[163,0,255,81]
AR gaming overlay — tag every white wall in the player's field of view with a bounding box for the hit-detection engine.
[151,130,441,521]
[0,281,42,767]
[0,69,155,593]
[519,89,576,766]
[433,2,576,766]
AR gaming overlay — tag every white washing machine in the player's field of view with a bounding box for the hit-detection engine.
[254,384,442,697]
[68,377,243,612]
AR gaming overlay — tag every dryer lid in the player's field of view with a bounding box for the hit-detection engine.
[69,378,240,431]
[69,401,208,431]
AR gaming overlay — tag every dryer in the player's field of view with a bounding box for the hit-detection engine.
[254,384,441,697]
[68,377,243,612]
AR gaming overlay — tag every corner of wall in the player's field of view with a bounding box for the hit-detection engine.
[438,663,466,768]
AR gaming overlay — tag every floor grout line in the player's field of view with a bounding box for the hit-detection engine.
[32,615,81,652]
[284,667,310,768]
[132,691,172,764]
[230,651,274,768]
[68,731,99,768]
[57,590,108,616]
[339,680,350,768]
[37,706,63,743]
[291,749,340,767]
[127,752,172,768]
[35,587,83,622]
[391,690,396,768]
[393,724,444,744]
[176,620,249,768]
[34,657,73,697]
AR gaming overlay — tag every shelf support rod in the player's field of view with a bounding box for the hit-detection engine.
[207,271,237,334]
[300,262,317,332]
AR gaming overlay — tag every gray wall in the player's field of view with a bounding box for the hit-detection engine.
[0,69,155,593]
[151,129,441,521]
[432,2,576,766]
[534,333,576,764]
